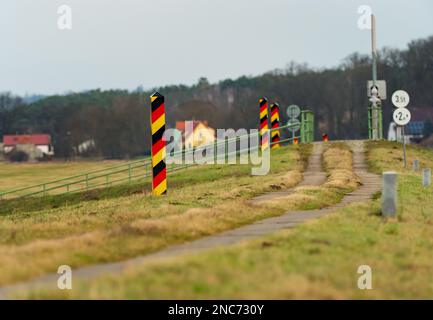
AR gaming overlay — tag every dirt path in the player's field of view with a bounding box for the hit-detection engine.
[0,141,381,298]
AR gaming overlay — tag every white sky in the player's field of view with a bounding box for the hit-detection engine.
[2,0,433,95]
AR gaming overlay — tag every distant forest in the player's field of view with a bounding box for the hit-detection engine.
[1,35,432,159]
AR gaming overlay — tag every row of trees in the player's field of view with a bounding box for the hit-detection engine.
[1,35,432,159]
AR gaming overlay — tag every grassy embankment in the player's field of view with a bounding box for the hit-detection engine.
[21,141,433,299]
[0,144,314,286]
[17,142,368,299]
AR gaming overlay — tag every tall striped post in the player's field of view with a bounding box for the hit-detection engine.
[150,92,167,196]
[259,97,269,151]
[270,103,280,149]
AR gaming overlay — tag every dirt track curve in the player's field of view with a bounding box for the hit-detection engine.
[0,141,381,298]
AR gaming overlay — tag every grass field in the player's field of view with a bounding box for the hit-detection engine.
[1,141,362,298]
[20,141,433,299]
[1,144,331,287]
[0,160,127,192]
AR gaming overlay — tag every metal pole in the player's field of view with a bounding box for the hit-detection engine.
[371,14,377,85]
[371,14,379,141]
[413,160,419,172]
[402,126,407,168]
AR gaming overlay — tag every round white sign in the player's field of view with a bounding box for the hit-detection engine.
[392,90,410,108]
[287,119,301,132]
[393,108,411,126]
[287,105,301,119]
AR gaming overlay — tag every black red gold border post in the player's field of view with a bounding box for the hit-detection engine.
[322,133,329,142]
[150,92,167,196]
[270,103,280,149]
[259,97,269,151]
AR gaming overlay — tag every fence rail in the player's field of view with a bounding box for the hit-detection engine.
[0,123,306,200]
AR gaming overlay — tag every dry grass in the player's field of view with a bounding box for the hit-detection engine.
[367,140,433,174]
[21,141,433,300]
[0,160,127,192]
[323,143,361,190]
[0,145,311,286]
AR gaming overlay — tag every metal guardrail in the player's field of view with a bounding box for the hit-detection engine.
[0,124,303,200]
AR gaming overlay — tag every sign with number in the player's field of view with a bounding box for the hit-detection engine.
[286,105,301,119]
[392,90,410,108]
[287,119,301,132]
[393,108,411,126]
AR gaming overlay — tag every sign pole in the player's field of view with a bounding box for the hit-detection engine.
[402,125,407,168]
[371,14,377,86]
[392,90,411,169]
[371,14,379,140]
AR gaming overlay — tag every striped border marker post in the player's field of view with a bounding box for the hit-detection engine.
[270,102,281,149]
[150,92,167,196]
[259,97,270,151]
[322,134,329,142]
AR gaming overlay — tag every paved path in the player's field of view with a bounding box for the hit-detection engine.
[251,143,326,203]
[0,141,381,298]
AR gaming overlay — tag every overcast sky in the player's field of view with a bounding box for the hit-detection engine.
[2,0,433,95]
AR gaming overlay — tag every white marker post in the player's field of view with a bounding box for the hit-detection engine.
[392,90,411,168]
[382,172,398,217]
[423,169,431,187]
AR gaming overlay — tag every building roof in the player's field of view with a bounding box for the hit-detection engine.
[3,134,51,146]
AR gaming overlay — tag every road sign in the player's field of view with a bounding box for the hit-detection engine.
[287,105,301,119]
[393,108,411,126]
[287,118,301,132]
[392,90,410,108]
[367,80,387,99]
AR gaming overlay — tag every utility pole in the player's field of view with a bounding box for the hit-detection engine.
[371,14,377,86]
[370,14,380,140]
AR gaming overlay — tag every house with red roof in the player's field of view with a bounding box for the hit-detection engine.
[2,134,54,160]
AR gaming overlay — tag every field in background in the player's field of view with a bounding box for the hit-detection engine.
[0,160,127,192]
[23,141,433,299]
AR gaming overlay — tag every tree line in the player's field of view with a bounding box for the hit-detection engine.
[1,35,432,159]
